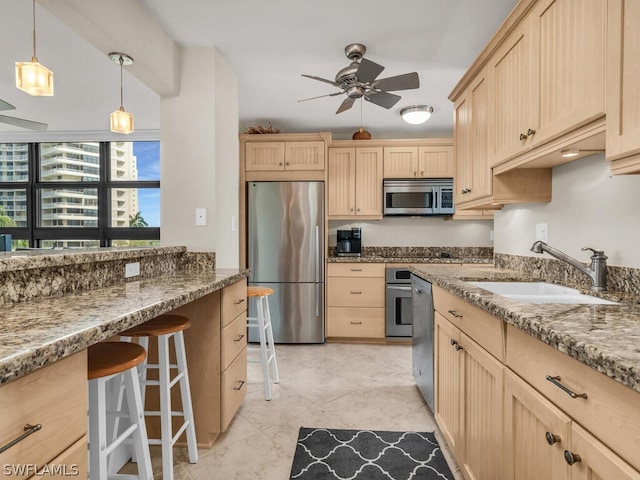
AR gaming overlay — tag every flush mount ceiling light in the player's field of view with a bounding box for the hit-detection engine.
[560,148,605,158]
[109,52,134,135]
[400,105,434,125]
[15,0,54,96]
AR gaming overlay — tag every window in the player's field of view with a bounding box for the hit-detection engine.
[0,141,160,248]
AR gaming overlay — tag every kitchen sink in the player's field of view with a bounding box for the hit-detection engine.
[468,281,618,305]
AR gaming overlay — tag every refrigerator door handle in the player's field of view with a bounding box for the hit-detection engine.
[315,225,320,283]
[315,283,320,317]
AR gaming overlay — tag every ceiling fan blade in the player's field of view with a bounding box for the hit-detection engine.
[301,74,341,87]
[0,115,48,131]
[365,91,401,109]
[298,91,344,103]
[0,99,16,111]
[374,72,420,92]
[336,96,356,114]
[356,58,385,84]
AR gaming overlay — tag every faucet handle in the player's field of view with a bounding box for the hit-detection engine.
[582,247,607,259]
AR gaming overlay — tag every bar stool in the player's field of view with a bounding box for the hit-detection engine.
[88,342,153,480]
[120,314,198,479]
[247,286,280,401]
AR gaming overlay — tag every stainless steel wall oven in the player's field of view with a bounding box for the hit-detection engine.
[385,267,413,337]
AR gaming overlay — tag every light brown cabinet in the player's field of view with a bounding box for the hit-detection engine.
[488,0,606,168]
[606,0,640,174]
[383,146,454,179]
[0,351,87,479]
[326,263,385,339]
[327,147,383,219]
[245,141,325,172]
[432,284,640,479]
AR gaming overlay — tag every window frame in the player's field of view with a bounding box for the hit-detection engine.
[0,141,160,248]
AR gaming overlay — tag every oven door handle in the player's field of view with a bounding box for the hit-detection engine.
[387,285,412,291]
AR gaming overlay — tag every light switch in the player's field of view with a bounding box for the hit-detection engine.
[195,208,207,226]
[535,223,548,242]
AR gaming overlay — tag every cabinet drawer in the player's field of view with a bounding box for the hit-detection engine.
[222,280,247,327]
[433,285,505,361]
[506,325,640,472]
[0,352,87,477]
[40,435,87,479]
[221,347,247,431]
[327,307,385,338]
[221,311,247,370]
[327,278,385,307]
[327,263,385,278]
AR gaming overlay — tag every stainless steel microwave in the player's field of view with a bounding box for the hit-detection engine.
[383,178,454,216]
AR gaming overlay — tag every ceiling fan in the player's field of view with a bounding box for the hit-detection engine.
[0,98,48,131]
[300,43,420,114]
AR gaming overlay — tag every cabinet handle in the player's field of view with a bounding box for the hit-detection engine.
[286,162,290,166]
[350,321,362,325]
[357,208,360,212]
[233,380,246,391]
[527,128,536,136]
[564,450,581,465]
[0,424,42,454]
[234,298,245,305]
[350,268,362,272]
[545,432,561,445]
[414,171,417,177]
[447,309,463,318]
[519,133,528,141]
[450,339,463,351]
[420,171,424,176]
[350,208,355,212]
[545,375,588,399]
[234,334,245,342]
[350,291,362,295]
[279,162,283,166]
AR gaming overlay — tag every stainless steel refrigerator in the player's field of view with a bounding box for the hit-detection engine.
[247,181,325,343]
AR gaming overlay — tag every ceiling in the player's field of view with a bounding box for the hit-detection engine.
[0,0,517,140]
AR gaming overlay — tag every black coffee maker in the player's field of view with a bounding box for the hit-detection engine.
[336,228,362,257]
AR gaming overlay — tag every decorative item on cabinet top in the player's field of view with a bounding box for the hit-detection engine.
[243,122,280,134]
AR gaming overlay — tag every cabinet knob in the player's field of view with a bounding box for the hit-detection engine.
[564,450,581,465]
[356,208,360,212]
[414,171,417,177]
[519,133,528,141]
[420,171,424,176]
[545,432,561,445]
[350,208,354,212]
[279,162,283,166]
[450,339,463,351]
[286,162,290,166]
[527,128,536,136]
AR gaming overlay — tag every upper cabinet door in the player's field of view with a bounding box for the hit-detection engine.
[418,146,454,178]
[383,146,418,178]
[606,0,640,171]
[327,148,356,217]
[354,147,383,217]
[245,142,285,171]
[489,18,536,166]
[285,141,325,170]
[532,0,606,145]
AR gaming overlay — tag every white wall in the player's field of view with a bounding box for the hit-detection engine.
[329,217,493,247]
[161,47,240,267]
[494,154,640,267]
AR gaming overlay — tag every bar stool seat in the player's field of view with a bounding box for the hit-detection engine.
[88,342,153,480]
[120,314,198,480]
[247,286,280,401]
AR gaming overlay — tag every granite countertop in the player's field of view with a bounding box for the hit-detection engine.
[410,264,640,394]
[328,255,493,264]
[0,268,249,385]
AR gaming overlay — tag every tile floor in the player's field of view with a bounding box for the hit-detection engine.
[161,343,463,479]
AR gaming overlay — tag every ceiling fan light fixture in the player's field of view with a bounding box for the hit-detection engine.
[16,0,54,96]
[400,105,433,125]
[108,52,134,135]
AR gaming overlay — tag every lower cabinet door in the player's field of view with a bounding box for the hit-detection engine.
[567,424,640,480]
[460,333,504,480]
[503,370,571,480]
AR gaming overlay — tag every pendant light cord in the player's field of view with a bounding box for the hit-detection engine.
[119,56,124,111]
[31,0,37,60]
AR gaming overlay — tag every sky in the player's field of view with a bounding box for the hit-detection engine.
[133,141,160,227]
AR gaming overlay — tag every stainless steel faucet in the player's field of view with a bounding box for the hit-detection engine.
[530,241,608,291]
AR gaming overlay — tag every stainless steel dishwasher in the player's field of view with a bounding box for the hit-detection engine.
[411,273,434,412]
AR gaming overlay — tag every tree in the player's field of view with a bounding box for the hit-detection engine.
[128,211,149,227]
[0,205,14,228]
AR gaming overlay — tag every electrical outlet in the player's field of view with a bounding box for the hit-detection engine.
[490,230,494,241]
[535,223,548,242]
[125,262,140,278]
[195,208,206,226]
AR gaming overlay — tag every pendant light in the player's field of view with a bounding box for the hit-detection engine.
[108,52,134,135]
[15,0,54,96]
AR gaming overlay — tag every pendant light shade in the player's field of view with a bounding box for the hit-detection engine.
[15,0,54,96]
[108,52,134,135]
